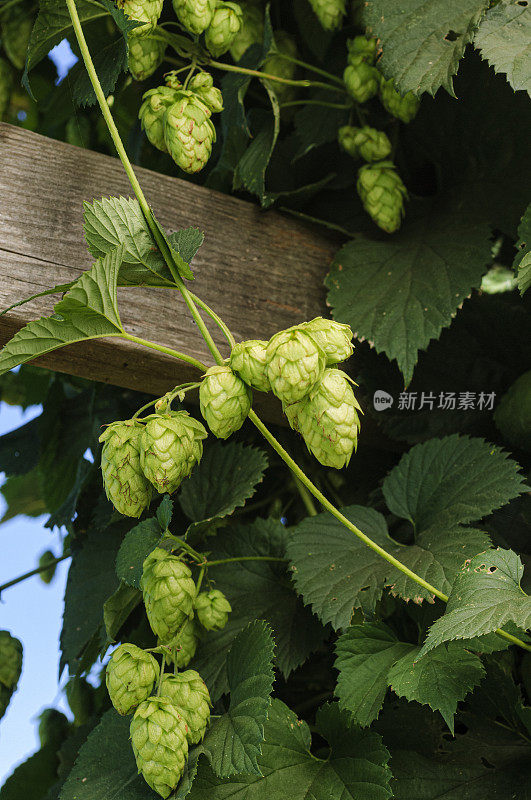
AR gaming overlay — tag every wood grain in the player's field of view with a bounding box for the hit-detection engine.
[0,123,339,423]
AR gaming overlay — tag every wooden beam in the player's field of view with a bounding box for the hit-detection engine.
[0,123,338,423]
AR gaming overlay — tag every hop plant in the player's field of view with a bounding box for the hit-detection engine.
[173,0,215,34]
[164,91,216,173]
[266,327,326,404]
[99,420,153,518]
[302,317,354,365]
[139,85,180,152]
[0,58,13,121]
[205,1,243,57]
[106,643,159,715]
[357,160,408,234]
[38,550,57,584]
[128,37,166,81]
[338,125,392,162]
[494,370,531,452]
[38,709,69,748]
[0,631,22,689]
[140,411,207,494]
[159,670,211,744]
[344,61,380,104]
[1,4,34,70]
[163,618,200,668]
[141,548,197,642]
[117,0,164,35]
[195,589,232,630]
[66,677,95,726]
[199,365,252,439]
[379,77,420,123]
[285,368,362,469]
[346,35,377,65]
[130,696,189,798]
[188,72,224,113]
[230,339,270,391]
[230,1,263,61]
[263,31,298,103]
[308,0,346,31]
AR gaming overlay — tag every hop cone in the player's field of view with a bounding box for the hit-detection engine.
[106,644,159,715]
[285,368,361,468]
[160,670,211,744]
[164,91,216,173]
[188,72,224,113]
[164,618,200,668]
[141,548,196,642]
[38,550,56,584]
[129,37,166,81]
[0,631,22,689]
[266,327,326,404]
[262,30,298,103]
[195,589,231,631]
[230,339,270,391]
[379,77,420,123]
[0,58,13,121]
[139,85,180,152]
[494,370,531,452]
[357,160,407,234]
[131,697,189,798]
[343,61,379,103]
[173,0,215,34]
[99,420,152,518]
[346,35,377,65]
[302,317,353,365]
[140,411,207,494]
[230,2,263,61]
[38,709,69,748]
[205,2,243,57]
[338,125,391,162]
[199,365,251,439]
[308,0,346,30]
[117,0,163,35]
[1,4,34,70]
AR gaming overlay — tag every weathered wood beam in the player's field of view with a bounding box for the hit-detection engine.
[0,123,338,423]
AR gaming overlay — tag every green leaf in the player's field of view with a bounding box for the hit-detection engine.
[45,459,93,529]
[325,209,490,384]
[167,227,205,265]
[72,37,127,108]
[234,97,280,208]
[202,621,275,777]
[0,247,125,376]
[1,469,46,523]
[115,516,162,589]
[474,0,531,94]
[387,642,484,733]
[335,623,412,726]
[382,435,526,531]
[517,251,531,296]
[293,101,349,161]
[363,0,489,97]
[419,548,531,657]
[180,442,268,535]
[1,744,59,800]
[514,202,531,295]
[156,495,173,530]
[192,519,327,701]
[151,214,195,280]
[0,418,41,476]
[103,581,142,642]
[98,0,142,35]
[0,283,75,318]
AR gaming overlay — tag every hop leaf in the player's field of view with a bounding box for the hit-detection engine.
[205,1,243,58]
[357,160,408,234]
[139,84,181,152]
[130,696,189,798]
[266,326,326,404]
[38,708,69,748]
[188,71,224,113]
[164,91,217,173]
[338,125,392,162]
[99,420,153,518]
[0,58,13,121]
[117,0,164,36]
[1,4,34,70]
[160,670,211,744]
[141,548,197,641]
[308,0,346,31]
[0,631,22,690]
[106,643,160,715]
[229,339,270,392]
[195,589,232,631]
[379,77,420,124]
[172,0,216,34]
[302,317,354,365]
[163,618,200,668]
[128,36,166,81]
[199,365,252,439]
[343,61,380,103]
[140,411,208,494]
[494,370,531,452]
[229,2,263,61]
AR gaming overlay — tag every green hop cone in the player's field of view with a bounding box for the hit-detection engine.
[308,0,346,30]
[0,631,22,689]
[139,85,180,152]
[117,0,163,35]
[38,550,57,584]
[131,696,189,798]
[266,326,326,404]
[205,1,243,57]
[285,368,362,469]
[195,589,231,631]
[164,91,216,173]
[141,548,196,641]
[199,365,251,439]
[230,339,270,392]
[188,72,224,113]
[99,420,153,518]
[302,317,353,365]
[173,0,215,34]
[263,31,298,104]
[106,643,160,715]
[494,370,531,452]
[230,2,263,61]
[163,618,200,668]
[1,4,34,71]
[129,37,166,81]
[140,411,207,494]
[343,61,380,103]
[160,670,211,744]
[346,35,377,66]
[38,709,69,748]
[338,125,391,162]
[357,160,407,234]
[0,58,13,121]
[379,77,420,123]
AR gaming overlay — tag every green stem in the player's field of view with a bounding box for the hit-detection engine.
[279,99,352,110]
[156,654,166,696]
[188,292,235,347]
[195,565,206,593]
[205,556,286,567]
[206,59,346,95]
[162,533,203,562]
[122,333,208,372]
[0,554,70,594]
[272,53,345,86]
